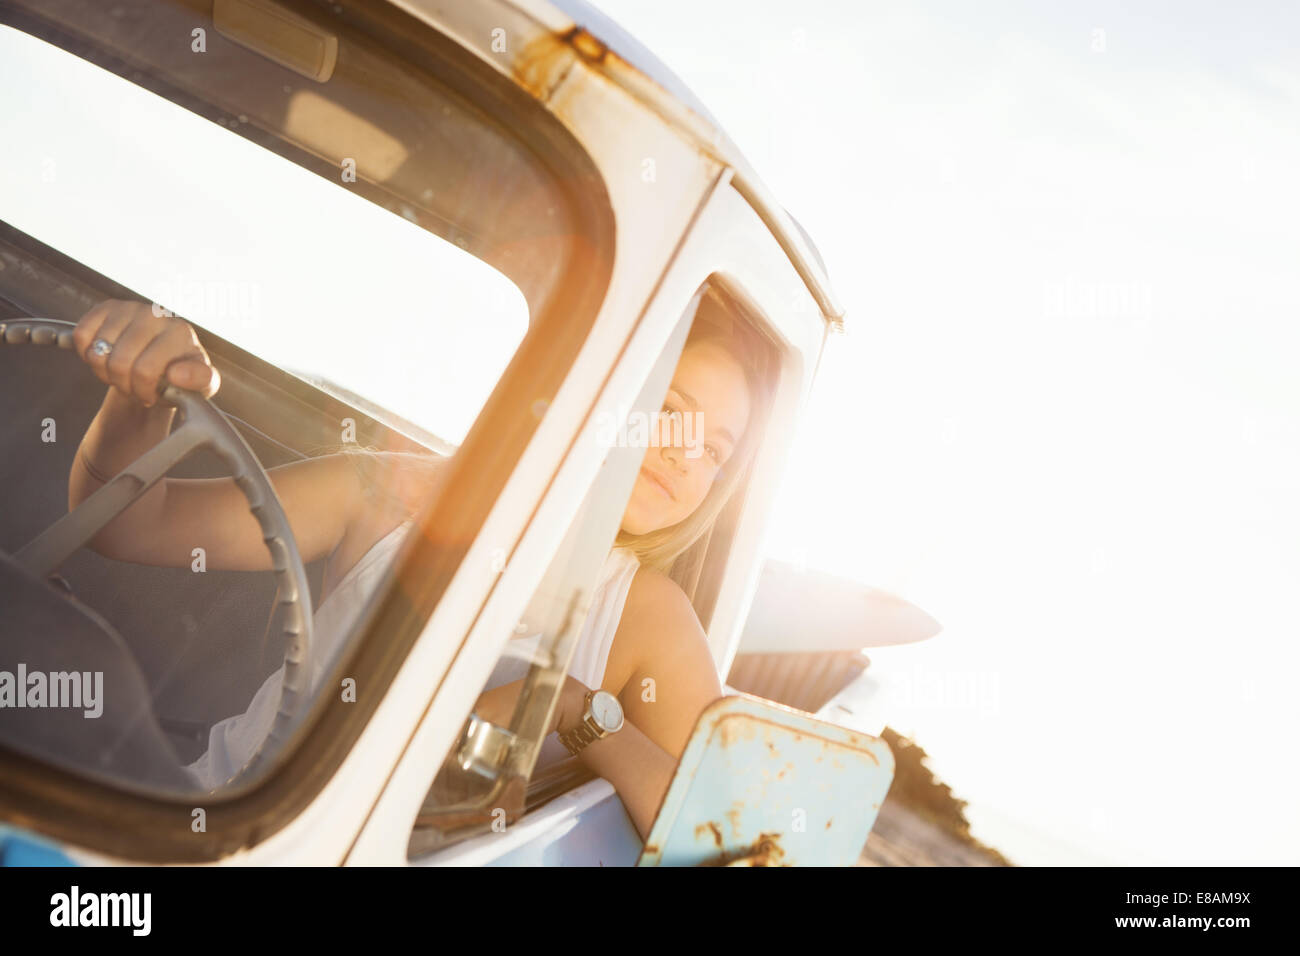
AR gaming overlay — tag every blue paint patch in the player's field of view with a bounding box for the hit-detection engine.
[0,825,77,866]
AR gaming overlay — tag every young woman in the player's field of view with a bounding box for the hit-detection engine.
[68,295,772,838]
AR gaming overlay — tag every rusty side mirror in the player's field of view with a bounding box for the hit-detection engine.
[637,692,895,866]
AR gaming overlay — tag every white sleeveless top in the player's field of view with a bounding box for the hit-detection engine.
[185,517,417,791]
[185,518,641,788]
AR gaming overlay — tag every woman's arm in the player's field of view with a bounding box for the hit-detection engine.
[609,568,725,758]
[472,674,680,841]
[72,386,365,569]
[557,679,682,841]
[472,568,723,840]
[67,300,370,570]
[585,568,725,838]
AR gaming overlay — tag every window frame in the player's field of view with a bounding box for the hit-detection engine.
[399,271,812,864]
[403,259,815,860]
[349,171,825,865]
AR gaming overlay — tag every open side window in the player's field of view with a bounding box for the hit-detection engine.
[407,278,783,858]
[663,279,782,630]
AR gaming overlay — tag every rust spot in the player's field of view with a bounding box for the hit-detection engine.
[643,844,658,855]
[513,26,619,106]
[694,821,724,848]
[698,832,788,867]
[565,26,608,63]
[719,715,759,747]
[513,31,576,103]
[726,806,743,838]
[825,819,833,830]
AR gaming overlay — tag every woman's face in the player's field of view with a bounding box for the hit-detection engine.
[620,340,752,536]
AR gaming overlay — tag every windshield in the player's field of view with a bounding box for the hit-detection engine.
[0,12,589,806]
[0,26,528,449]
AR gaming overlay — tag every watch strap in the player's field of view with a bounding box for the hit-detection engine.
[559,719,600,756]
[558,691,604,756]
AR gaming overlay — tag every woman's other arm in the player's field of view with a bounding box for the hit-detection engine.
[476,673,687,842]
[67,300,365,569]
[570,569,724,840]
[470,570,721,840]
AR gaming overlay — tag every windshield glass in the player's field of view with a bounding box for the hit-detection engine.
[0,17,578,803]
[0,26,528,449]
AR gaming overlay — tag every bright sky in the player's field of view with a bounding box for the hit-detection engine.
[593,0,1300,865]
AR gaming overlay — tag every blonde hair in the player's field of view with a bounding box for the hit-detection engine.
[613,290,778,598]
[316,290,777,602]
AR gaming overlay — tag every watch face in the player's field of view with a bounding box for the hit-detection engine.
[590,690,624,732]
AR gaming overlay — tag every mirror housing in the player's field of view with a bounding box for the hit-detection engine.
[637,692,895,866]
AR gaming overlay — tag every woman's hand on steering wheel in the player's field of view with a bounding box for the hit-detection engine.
[72,299,221,406]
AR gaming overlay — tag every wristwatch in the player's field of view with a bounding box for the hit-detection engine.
[558,689,624,756]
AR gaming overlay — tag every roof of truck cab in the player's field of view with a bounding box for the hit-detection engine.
[546,0,732,145]
[512,0,845,328]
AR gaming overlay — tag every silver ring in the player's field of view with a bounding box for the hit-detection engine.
[88,337,114,358]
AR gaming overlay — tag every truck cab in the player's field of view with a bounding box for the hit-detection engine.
[0,0,923,866]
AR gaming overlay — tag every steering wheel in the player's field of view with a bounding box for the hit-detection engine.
[0,317,314,789]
